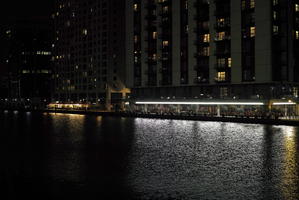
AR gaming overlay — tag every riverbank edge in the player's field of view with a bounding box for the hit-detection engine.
[2,108,299,126]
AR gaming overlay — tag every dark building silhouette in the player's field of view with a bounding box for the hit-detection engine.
[52,0,130,109]
[1,17,52,104]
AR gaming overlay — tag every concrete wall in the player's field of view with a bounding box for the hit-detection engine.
[231,0,242,83]
[172,0,181,86]
[125,0,134,88]
[255,0,272,83]
[188,0,197,86]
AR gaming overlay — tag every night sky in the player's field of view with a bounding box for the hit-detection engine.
[0,0,53,73]
[0,0,53,25]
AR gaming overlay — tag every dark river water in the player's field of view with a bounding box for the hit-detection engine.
[0,111,299,200]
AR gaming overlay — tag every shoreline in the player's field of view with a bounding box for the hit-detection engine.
[2,108,299,126]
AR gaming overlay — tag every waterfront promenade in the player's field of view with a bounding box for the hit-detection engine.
[2,108,299,126]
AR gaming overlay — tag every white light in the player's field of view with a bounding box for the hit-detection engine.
[272,102,296,105]
[135,101,265,105]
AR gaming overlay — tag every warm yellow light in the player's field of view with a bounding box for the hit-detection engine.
[135,101,264,105]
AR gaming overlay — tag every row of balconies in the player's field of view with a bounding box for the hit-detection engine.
[194,1,210,8]
[214,22,231,30]
[143,67,171,75]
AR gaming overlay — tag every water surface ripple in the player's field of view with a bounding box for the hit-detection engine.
[1,112,298,200]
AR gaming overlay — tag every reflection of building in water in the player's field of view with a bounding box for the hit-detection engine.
[281,126,299,200]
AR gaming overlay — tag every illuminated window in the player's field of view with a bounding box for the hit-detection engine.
[273,25,279,35]
[217,58,225,66]
[216,32,226,40]
[293,87,298,97]
[203,34,210,42]
[217,18,225,27]
[162,6,169,13]
[152,54,157,60]
[250,27,255,37]
[202,47,210,56]
[273,11,277,20]
[163,40,169,47]
[273,0,278,6]
[241,0,246,10]
[296,4,299,12]
[153,32,157,39]
[133,4,138,11]
[296,31,299,40]
[228,58,232,67]
[134,35,138,43]
[82,29,88,35]
[250,0,255,8]
[217,72,226,81]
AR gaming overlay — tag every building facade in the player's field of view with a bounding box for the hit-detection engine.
[126,0,299,100]
[1,17,52,102]
[52,0,130,109]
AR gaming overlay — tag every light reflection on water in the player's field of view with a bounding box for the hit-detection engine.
[1,113,299,199]
[280,126,299,200]
[46,113,87,184]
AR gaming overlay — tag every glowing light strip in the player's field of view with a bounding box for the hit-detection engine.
[135,101,264,105]
[272,102,296,105]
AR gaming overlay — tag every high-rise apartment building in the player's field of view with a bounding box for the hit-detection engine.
[52,0,129,108]
[126,0,299,100]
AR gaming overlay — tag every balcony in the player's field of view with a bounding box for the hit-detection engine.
[214,78,229,83]
[145,3,157,10]
[194,1,209,8]
[144,47,157,53]
[194,53,209,58]
[145,14,157,21]
[159,22,171,28]
[214,50,230,56]
[193,27,209,34]
[214,35,231,42]
[145,59,158,65]
[194,39,210,46]
[214,63,230,69]
[214,22,231,30]
[194,77,208,84]
[157,0,170,6]
[145,27,157,33]
[194,14,209,21]
[214,9,230,17]
[159,11,170,17]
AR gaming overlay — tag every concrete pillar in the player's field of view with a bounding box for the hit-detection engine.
[120,92,126,111]
[177,105,181,114]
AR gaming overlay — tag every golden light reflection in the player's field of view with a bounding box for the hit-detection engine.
[47,103,89,109]
[96,116,102,122]
[67,113,85,119]
[281,126,298,200]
